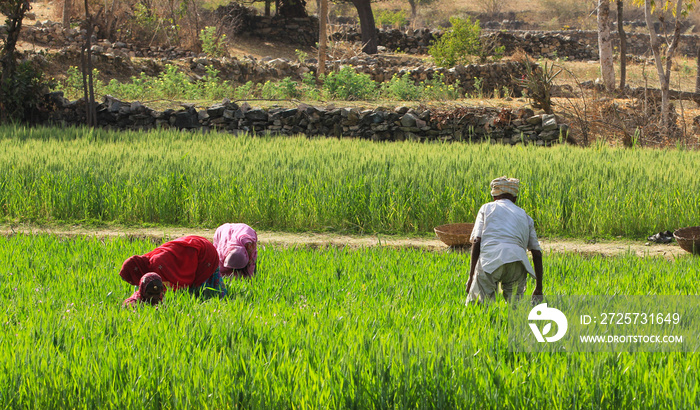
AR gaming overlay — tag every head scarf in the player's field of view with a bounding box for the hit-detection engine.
[490,176,520,197]
[123,272,165,307]
[213,223,258,278]
[119,255,151,286]
[224,245,249,269]
[118,236,219,290]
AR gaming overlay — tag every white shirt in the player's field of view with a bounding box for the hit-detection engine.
[470,199,541,278]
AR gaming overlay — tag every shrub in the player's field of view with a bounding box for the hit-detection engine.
[199,26,228,57]
[233,81,256,100]
[517,60,561,114]
[422,74,462,100]
[260,77,300,99]
[322,66,377,100]
[300,72,322,100]
[428,16,482,67]
[382,73,421,101]
[429,16,505,67]
[0,62,53,122]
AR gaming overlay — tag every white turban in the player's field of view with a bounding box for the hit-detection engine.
[490,176,520,197]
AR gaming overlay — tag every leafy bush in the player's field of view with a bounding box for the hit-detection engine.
[429,16,482,67]
[233,81,256,100]
[381,73,463,101]
[428,16,504,67]
[0,62,54,122]
[300,72,322,100]
[199,26,228,57]
[323,66,377,100]
[261,77,301,99]
[382,73,421,101]
[422,74,462,100]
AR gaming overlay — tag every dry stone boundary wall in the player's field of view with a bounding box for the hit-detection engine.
[15,18,700,62]
[43,94,568,146]
[33,50,530,97]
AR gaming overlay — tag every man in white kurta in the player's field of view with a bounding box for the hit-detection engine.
[466,177,544,304]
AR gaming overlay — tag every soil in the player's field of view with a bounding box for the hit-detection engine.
[1,223,688,259]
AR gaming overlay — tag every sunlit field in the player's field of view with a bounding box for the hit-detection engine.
[0,234,698,408]
[2,125,700,238]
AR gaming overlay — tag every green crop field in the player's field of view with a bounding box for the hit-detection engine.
[1,125,700,238]
[0,234,698,409]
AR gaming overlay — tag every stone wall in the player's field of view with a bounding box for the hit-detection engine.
[333,26,700,60]
[37,50,529,96]
[19,16,319,56]
[17,18,700,62]
[43,94,568,146]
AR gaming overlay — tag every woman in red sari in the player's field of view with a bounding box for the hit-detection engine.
[123,272,166,307]
[119,235,227,302]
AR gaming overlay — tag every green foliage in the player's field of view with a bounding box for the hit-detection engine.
[294,49,308,63]
[58,66,463,103]
[381,73,462,101]
[129,3,180,46]
[199,26,228,58]
[517,60,562,114]
[63,66,103,98]
[0,62,54,122]
[323,66,377,100]
[260,77,301,99]
[300,72,322,100]
[2,127,700,237]
[472,76,484,98]
[0,234,698,407]
[374,9,409,28]
[381,73,421,100]
[429,16,505,67]
[233,81,256,100]
[429,16,482,67]
[76,65,232,101]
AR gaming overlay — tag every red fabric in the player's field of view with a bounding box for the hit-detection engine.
[119,236,219,290]
[123,272,166,307]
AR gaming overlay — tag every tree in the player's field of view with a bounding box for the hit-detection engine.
[62,0,72,27]
[0,0,30,121]
[318,0,327,77]
[642,0,685,131]
[349,0,378,54]
[617,0,627,89]
[597,0,615,91]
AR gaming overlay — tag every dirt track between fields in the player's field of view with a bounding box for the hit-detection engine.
[1,224,689,259]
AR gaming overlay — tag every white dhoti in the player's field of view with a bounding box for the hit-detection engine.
[466,260,528,304]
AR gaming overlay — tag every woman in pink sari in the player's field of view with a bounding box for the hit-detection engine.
[213,223,258,278]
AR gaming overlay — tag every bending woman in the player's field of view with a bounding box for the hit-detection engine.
[119,235,227,300]
[213,223,258,278]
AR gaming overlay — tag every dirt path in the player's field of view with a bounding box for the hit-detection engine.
[1,223,687,258]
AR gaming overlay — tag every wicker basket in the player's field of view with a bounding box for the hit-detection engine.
[674,226,700,255]
[434,223,475,247]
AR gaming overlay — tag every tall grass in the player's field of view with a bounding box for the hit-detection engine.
[0,234,698,408]
[1,125,700,238]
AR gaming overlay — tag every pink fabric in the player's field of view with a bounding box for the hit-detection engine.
[213,223,257,277]
[224,245,249,269]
